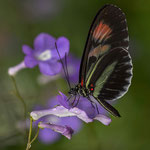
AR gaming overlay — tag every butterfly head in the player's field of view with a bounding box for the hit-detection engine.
[68,84,90,98]
[68,88,77,96]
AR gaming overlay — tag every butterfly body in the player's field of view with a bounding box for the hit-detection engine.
[69,84,90,97]
[68,4,133,117]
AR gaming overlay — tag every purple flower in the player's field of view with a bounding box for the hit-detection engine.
[39,123,74,140]
[23,33,69,75]
[8,33,70,76]
[58,92,112,125]
[30,92,112,140]
[37,54,80,85]
[32,96,82,144]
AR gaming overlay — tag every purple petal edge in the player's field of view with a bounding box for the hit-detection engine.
[94,114,112,126]
[24,55,38,68]
[39,61,62,76]
[38,122,74,139]
[34,33,56,51]
[30,106,93,123]
[22,45,33,55]
[58,91,71,109]
[56,37,70,58]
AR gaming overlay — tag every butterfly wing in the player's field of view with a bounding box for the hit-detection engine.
[79,4,132,117]
[79,4,129,85]
[88,47,132,117]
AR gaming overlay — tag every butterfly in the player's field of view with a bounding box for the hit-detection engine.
[57,4,133,117]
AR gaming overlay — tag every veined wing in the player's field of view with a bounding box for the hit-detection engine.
[86,47,133,117]
[79,4,129,86]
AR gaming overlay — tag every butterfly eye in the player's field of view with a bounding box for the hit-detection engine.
[91,88,94,91]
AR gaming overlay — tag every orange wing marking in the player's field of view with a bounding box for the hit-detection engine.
[93,22,103,39]
[93,21,112,42]
[89,44,110,57]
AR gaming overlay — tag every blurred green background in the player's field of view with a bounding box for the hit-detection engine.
[0,0,150,150]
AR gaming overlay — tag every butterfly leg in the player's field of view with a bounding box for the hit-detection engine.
[87,96,99,114]
[71,94,77,106]
[74,95,80,107]
[94,102,99,114]
[91,102,100,114]
[67,96,72,102]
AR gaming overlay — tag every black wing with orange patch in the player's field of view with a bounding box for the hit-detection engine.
[79,4,129,85]
[91,47,132,117]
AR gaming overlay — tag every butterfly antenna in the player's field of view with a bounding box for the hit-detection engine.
[64,53,71,87]
[55,42,71,89]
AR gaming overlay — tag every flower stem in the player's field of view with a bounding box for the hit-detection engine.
[26,117,33,150]
[10,76,27,120]
[30,128,40,144]
[26,117,40,150]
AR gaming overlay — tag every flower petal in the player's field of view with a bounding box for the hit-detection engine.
[30,106,93,123]
[38,128,60,144]
[24,55,38,68]
[8,61,26,76]
[38,122,74,140]
[60,117,82,133]
[69,107,93,123]
[58,91,71,109]
[77,97,96,119]
[22,45,33,55]
[39,61,62,75]
[94,114,112,126]
[34,33,56,51]
[55,37,70,59]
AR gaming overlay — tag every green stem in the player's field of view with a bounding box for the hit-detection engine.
[26,118,40,150]
[10,76,40,149]
[10,76,27,119]
[26,117,33,150]
[30,128,40,144]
